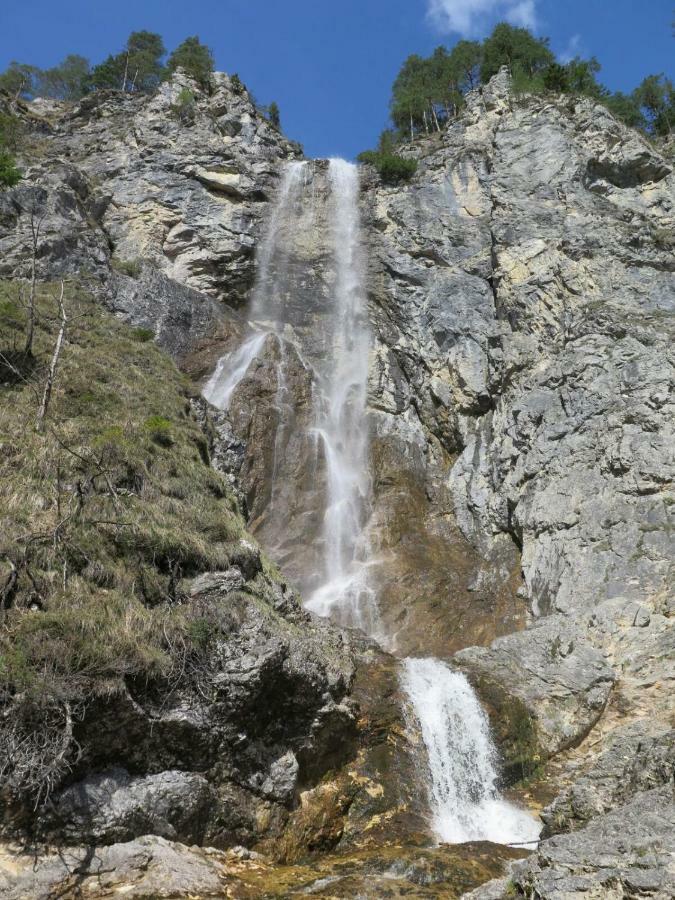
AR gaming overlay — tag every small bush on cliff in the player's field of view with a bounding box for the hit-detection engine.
[0,112,22,188]
[171,87,197,123]
[0,151,21,188]
[357,150,416,183]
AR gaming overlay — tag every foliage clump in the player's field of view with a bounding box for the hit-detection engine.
[360,19,674,158]
[357,150,417,183]
[166,36,214,89]
[0,111,22,188]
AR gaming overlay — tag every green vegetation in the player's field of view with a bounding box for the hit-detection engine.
[357,129,417,182]
[0,32,284,136]
[0,31,216,99]
[360,20,674,159]
[0,278,249,801]
[90,30,166,93]
[171,86,197,124]
[267,100,281,129]
[131,327,155,343]
[166,36,215,88]
[0,111,22,187]
[111,256,142,278]
[357,150,417,183]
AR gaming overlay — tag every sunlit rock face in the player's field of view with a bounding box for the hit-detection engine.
[366,74,674,630]
[1,63,673,899]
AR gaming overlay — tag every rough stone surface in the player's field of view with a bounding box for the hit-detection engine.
[0,68,673,897]
[454,616,616,756]
[540,722,675,836]
[466,786,675,899]
[37,767,216,844]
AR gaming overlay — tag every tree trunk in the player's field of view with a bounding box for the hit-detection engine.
[24,212,40,357]
[35,282,67,433]
[431,104,441,131]
[409,109,414,142]
[122,51,129,92]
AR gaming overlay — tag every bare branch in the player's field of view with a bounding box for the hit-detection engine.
[35,282,67,433]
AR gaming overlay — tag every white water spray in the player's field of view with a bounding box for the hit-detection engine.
[304,159,378,636]
[202,332,267,409]
[401,658,541,845]
[203,161,308,411]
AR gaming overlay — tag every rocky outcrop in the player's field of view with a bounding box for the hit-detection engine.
[466,786,675,900]
[454,617,615,759]
[364,68,673,894]
[0,70,299,361]
[0,834,527,899]
[367,68,673,627]
[540,722,675,836]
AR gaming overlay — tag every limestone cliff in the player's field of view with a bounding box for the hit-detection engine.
[0,68,673,899]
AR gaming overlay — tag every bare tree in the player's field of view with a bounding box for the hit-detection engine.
[22,204,46,357]
[35,281,67,433]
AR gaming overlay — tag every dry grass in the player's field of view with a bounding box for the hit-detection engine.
[0,279,249,798]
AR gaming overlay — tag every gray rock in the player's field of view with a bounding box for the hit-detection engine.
[0,835,227,899]
[464,786,675,899]
[540,723,675,835]
[38,768,215,844]
[454,616,615,756]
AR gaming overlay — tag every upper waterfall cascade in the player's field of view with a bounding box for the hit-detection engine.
[203,158,540,847]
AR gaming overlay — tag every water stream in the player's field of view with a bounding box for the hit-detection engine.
[203,158,540,848]
[303,159,378,636]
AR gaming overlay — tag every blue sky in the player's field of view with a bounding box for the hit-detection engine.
[1,1,673,159]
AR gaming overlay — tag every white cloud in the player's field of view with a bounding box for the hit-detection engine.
[505,0,537,29]
[559,34,582,64]
[427,0,539,36]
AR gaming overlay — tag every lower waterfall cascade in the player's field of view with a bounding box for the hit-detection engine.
[203,158,541,847]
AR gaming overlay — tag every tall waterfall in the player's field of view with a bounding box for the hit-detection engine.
[304,160,378,637]
[401,658,542,845]
[203,157,540,849]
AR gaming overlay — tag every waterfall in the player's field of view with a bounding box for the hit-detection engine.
[304,159,378,637]
[202,332,267,409]
[203,156,540,849]
[400,659,542,845]
[204,160,308,412]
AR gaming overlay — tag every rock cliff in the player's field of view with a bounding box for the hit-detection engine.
[0,67,673,898]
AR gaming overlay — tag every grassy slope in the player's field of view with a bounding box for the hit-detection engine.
[0,279,255,791]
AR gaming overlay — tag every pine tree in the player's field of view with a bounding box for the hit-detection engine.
[91,31,165,93]
[167,36,214,88]
[37,55,91,100]
[480,22,554,84]
[268,101,281,129]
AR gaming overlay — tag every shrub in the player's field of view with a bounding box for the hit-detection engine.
[131,327,155,343]
[358,151,417,183]
[166,37,214,89]
[144,414,174,447]
[111,257,142,278]
[0,150,21,188]
[171,87,196,123]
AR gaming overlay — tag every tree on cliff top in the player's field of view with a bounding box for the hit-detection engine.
[37,55,91,101]
[166,36,214,88]
[480,22,554,83]
[90,31,166,92]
